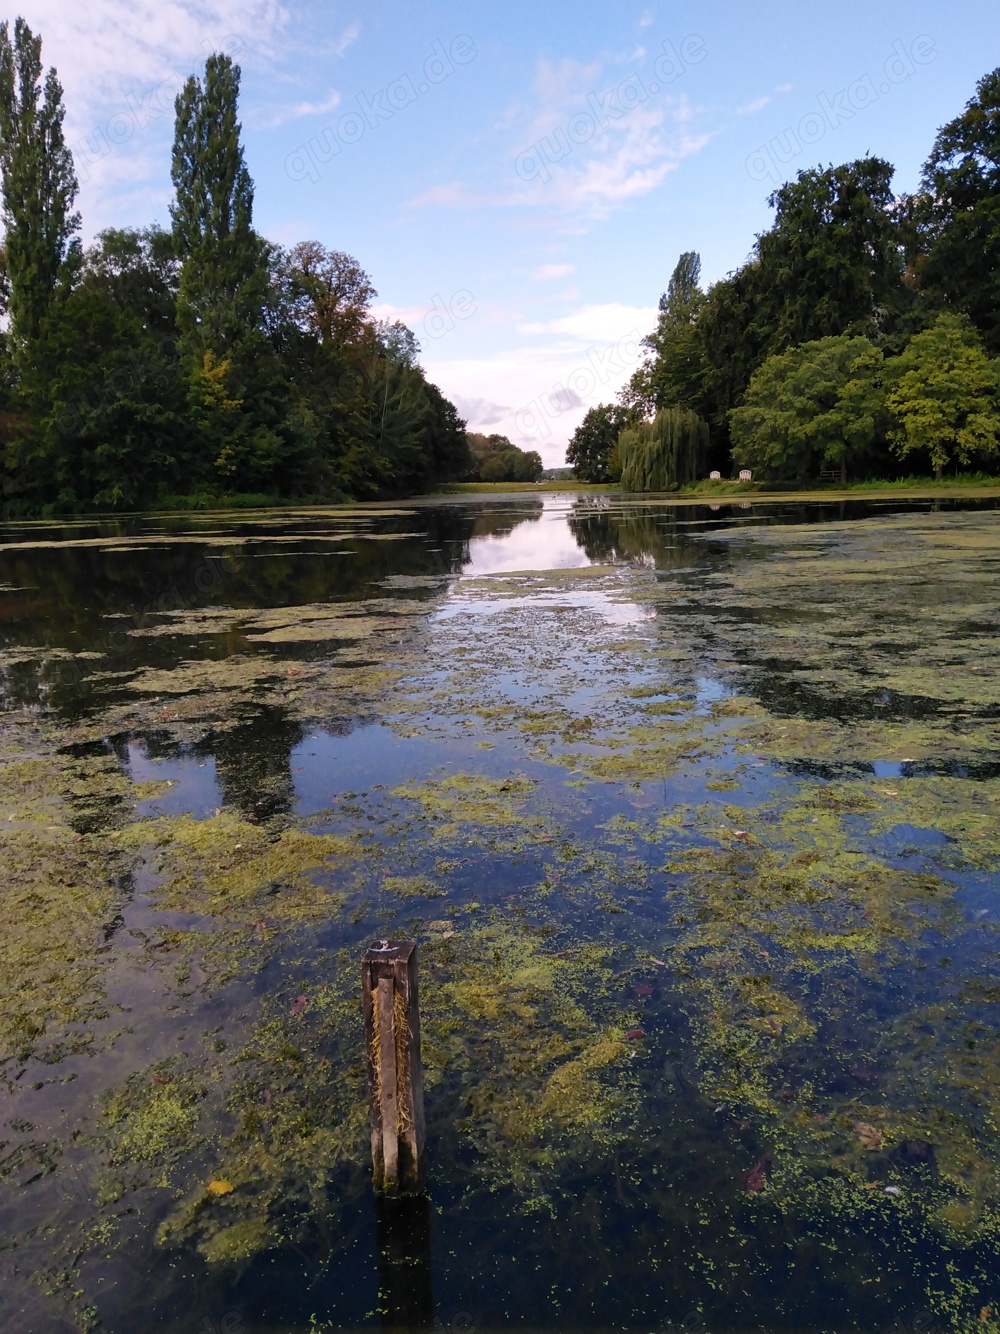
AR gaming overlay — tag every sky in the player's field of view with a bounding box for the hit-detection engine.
[16,0,1000,466]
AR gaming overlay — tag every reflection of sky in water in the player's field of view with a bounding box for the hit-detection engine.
[694,674,729,709]
[442,498,651,624]
[436,588,653,625]
[873,759,905,779]
[127,741,221,818]
[463,501,593,576]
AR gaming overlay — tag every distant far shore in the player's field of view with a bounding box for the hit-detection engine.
[430,474,1000,502]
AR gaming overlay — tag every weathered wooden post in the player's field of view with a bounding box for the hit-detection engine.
[362,940,426,1194]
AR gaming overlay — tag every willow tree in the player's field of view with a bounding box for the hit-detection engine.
[170,54,267,360]
[0,17,79,371]
[618,408,709,491]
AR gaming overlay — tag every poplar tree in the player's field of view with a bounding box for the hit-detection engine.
[920,67,1000,352]
[170,54,266,359]
[0,17,79,369]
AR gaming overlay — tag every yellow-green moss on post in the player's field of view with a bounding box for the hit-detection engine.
[362,940,426,1194]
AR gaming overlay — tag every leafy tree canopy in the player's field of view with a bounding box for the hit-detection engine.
[286,242,376,347]
[0,17,79,368]
[566,403,635,482]
[469,432,542,482]
[623,252,708,421]
[697,158,902,436]
[171,54,268,359]
[919,67,1000,351]
[886,313,1000,478]
[730,335,887,482]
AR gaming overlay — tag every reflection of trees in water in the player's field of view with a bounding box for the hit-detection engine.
[566,496,983,571]
[467,499,544,543]
[125,704,306,824]
[203,706,304,824]
[567,498,712,570]
[0,509,486,657]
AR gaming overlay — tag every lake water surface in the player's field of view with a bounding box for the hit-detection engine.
[1,493,1000,1334]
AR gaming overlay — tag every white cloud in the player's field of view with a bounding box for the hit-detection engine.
[423,300,657,468]
[450,396,510,428]
[638,9,655,29]
[264,90,341,128]
[548,386,585,412]
[330,21,361,58]
[510,59,710,219]
[737,95,771,116]
[520,301,656,343]
[533,263,576,281]
[20,1,287,118]
[775,82,794,93]
[370,300,435,327]
[524,56,604,138]
[405,182,474,209]
[406,53,712,228]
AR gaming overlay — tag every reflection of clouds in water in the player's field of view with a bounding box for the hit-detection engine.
[466,493,600,570]
[464,511,593,576]
[436,588,653,626]
[441,497,653,622]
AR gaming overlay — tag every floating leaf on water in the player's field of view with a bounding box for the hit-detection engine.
[854,1122,883,1150]
[745,1153,771,1193]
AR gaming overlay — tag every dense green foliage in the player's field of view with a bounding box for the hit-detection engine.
[730,336,888,482]
[616,66,1000,483]
[885,313,1000,478]
[467,432,542,482]
[617,408,709,492]
[622,251,708,421]
[565,404,636,482]
[171,55,267,362]
[918,69,1000,353]
[0,23,471,512]
[0,18,79,377]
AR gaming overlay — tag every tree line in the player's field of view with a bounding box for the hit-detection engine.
[0,19,475,512]
[569,65,1000,487]
[466,432,543,483]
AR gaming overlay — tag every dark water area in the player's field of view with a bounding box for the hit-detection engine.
[1,493,999,1334]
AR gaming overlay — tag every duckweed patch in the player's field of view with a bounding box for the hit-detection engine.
[390,773,543,843]
[117,812,361,921]
[3,497,1000,1331]
[0,741,141,1072]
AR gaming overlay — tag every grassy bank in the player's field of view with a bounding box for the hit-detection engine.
[430,474,1000,503]
[432,480,618,495]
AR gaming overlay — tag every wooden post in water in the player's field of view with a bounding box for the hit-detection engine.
[362,940,426,1194]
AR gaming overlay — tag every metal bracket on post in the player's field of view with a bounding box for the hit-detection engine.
[362,939,426,1195]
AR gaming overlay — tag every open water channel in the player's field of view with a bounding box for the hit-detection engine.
[1,492,999,1334]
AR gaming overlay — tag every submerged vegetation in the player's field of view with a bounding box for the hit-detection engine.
[1,488,999,1330]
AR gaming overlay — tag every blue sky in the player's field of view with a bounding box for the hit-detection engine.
[21,0,1000,465]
